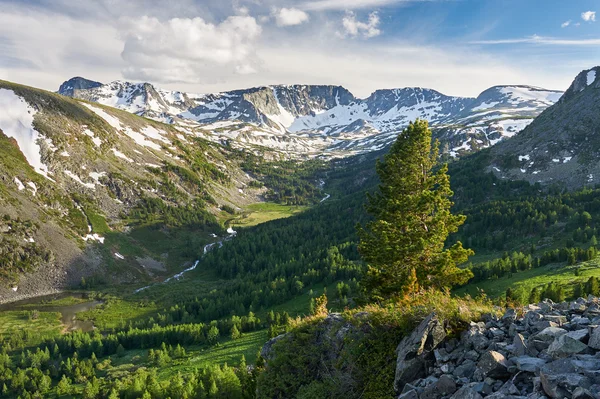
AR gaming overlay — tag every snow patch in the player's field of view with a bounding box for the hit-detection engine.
[64,170,96,189]
[14,177,25,191]
[83,129,102,147]
[89,172,107,184]
[112,149,134,162]
[83,103,123,130]
[83,234,105,244]
[518,155,530,161]
[587,70,597,86]
[563,157,572,163]
[26,182,37,196]
[0,89,51,178]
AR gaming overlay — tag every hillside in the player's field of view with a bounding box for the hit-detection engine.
[0,80,326,302]
[58,77,562,158]
[486,66,600,189]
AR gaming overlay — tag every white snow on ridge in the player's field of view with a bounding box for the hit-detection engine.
[499,86,562,105]
[0,89,51,178]
[83,103,123,130]
[518,154,530,161]
[588,70,597,86]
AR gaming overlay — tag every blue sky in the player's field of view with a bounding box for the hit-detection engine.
[0,0,597,97]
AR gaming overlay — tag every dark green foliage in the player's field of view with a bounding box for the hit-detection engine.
[358,120,473,298]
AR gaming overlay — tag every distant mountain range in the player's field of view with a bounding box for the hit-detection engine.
[58,77,563,158]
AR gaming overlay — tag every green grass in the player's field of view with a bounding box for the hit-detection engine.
[18,294,89,308]
[77,296,160,330]
[455,257,600,299]
[229,203,308,227]
[158,330,268,379]
[0,310,62,346]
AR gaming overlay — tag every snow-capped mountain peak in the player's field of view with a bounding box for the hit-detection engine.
[58,78,563,158]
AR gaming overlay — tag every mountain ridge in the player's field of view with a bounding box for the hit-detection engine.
[58,77,563,158]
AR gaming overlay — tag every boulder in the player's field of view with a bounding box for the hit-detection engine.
[512,333,529,356]
[535,327,568,342]
[397,390,419,399]
[450,386,483,399]
[476,351,510,379]
[587,326,600,349]
[572,387,595,399]
[514,356,547,373]
[547,331,588,358]
[540,359,592,398]
[420,374,457,399]
[462,322,490,350]
[394,313,446,392]
[453,359,476,379]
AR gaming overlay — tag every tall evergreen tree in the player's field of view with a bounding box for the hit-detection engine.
[357,119,473,298]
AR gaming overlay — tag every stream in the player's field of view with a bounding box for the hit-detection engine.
[0,293,102,333]
[133,228,237,294]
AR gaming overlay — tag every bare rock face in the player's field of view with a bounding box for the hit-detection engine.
[394,313,447,392]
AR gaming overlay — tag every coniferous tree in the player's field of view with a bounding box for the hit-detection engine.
[357,119,473,298]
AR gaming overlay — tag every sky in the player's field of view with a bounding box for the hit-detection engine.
[0,0,598,98]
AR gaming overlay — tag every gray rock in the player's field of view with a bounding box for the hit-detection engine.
[502,308,518,325]
[540,359,592,398]
[450,386,483,399]
[543,315,567,325]
[397,390,419,399]
[465,350,480,361]
[525,311,544,326]
[532,320,559,332]
[513,333,529,356]
[462,322,490,350]
[572,387,595,399]
[535,327,568,342]
[588,326,600,349]
[514,356,547,372]
[420,374,457,399]
[394,313,446,392]
[547,331,589,358]
[476,350,510,379]
[453,360,476,379]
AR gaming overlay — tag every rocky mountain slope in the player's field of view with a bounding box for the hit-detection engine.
[486,66,600,189]
[59,77,562,158]
[0,79,267,302]
[261,296,600,399]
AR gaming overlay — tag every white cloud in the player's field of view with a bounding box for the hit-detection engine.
[303,0,405,11]
[561,20,571,28]
[339,11,381,39]
[471,35,600,46]
[582,11,596,22]
[273,8,310,26]
[119,15,262,83]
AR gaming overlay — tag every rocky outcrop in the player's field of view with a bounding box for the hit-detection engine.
[396,296,600,399]
[394,313,447,391]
